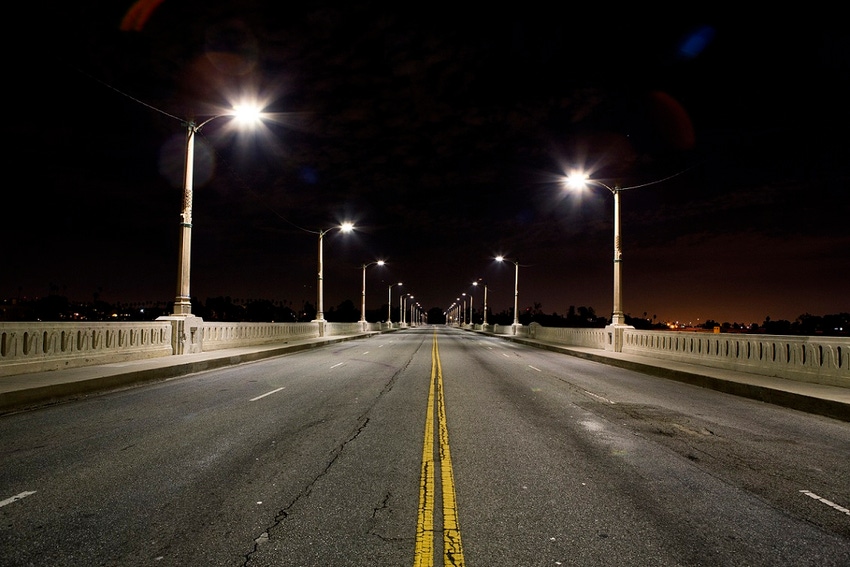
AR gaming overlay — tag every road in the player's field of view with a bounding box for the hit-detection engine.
[1,326,848,566]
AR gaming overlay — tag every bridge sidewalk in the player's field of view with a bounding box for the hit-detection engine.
[1,329,848,422]
[494,333,850,422]
[0,332,379,415]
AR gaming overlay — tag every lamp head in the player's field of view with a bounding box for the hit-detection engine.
[231,104,265,125]
[565,171,589,190]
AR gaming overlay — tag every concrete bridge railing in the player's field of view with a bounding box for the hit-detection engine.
[0,322,174,376]
[621,329,849,387]
[513,322,848,387]
[202,322,320,351]
[0,320,386,377]
[3,320,846,388]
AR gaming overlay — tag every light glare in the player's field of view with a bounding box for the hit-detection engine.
[231,104,264,125]
[566,171,589,190]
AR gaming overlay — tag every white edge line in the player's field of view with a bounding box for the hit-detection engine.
[250,387,285,402]
[0,491,37,508]
[800,490,850,515]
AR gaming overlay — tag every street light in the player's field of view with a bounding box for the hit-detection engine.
[461,292,469,325]
[313,222,355,322]
[564,172,630,326]
[475,280,490,327]
[496,256,520,332]
[360,260,385,324]
[388,282,403,324]
[171,105,265,316]
[406,293,413,326]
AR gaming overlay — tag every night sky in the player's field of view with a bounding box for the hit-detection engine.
[8,3,850,325]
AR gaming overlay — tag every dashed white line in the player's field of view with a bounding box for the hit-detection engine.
[362,351,370,355]
[502,352,510,358]
[800,490,850,515]
[330,362,345,369]
[250,387,285,402]
[0,491,36,508]
[528,365,542,372]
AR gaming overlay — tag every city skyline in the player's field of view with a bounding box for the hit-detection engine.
[8,4,849,326]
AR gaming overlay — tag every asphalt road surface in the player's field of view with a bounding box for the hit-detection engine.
[1,326,848,566]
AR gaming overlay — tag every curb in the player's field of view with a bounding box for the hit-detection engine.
[497,335,850,423]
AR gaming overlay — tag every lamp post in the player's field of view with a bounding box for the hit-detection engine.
[480,281,490,328]
[171,106,264,317]
[388,282,402,325]
[471,281,479,325]
[403,294,414,326]
[566,171,658,351]
[313,222,355,323]
[496,256,520,333]
[360,260,385,324]
[565,173,632,326]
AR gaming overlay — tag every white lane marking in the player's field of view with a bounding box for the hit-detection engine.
[330,362,345,369]
[528,365,542,372]
[0,491,36,508]
[800,490,850,515]
[502,352,510,358]
[362,351,370,355]
[250,387,285,402]
[582,390,616,404]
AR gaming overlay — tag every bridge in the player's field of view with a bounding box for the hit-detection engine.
[1,319,847,419]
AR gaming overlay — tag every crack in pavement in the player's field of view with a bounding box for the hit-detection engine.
[242,335,427,565]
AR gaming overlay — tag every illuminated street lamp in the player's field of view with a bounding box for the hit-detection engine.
[564,172,630,327]
[388,282,403,324]
[360,260,385,324]
[406,293,413,326]
[476,280,490,327]
[313,222,355,322]
[496,256,521,333]
[171,105,264,316]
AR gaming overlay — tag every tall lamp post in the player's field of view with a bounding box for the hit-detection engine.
[496,256,521,333]
[312,222,355,323]
[401,293,413,325]
[479,280,490,328]
[388,282,402,325]
[360,260,385,324]
[565,173,632,327]
[171,106,264,317]
[566,171,649,352]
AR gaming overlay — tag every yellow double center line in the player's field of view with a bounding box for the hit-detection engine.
[414,332,465,566]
